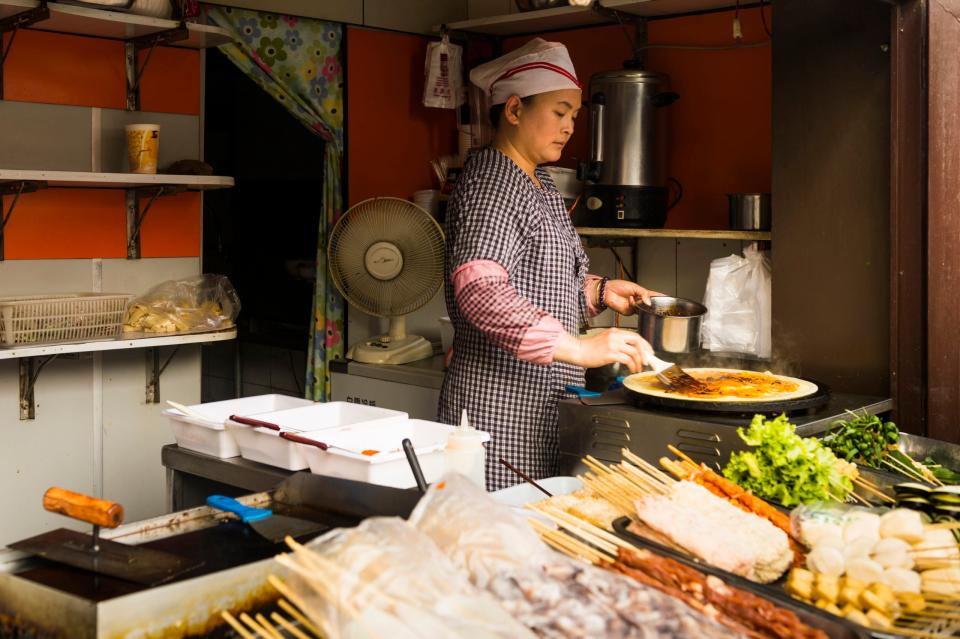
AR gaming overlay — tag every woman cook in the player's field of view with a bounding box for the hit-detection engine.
[439,38,660,490]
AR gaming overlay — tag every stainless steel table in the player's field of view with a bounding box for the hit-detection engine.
[162,444,293,511]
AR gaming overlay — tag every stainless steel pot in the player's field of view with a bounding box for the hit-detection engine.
[728,192,771,230]
[637,296,707,354]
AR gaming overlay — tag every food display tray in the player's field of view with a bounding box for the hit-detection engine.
[611,517,873,639]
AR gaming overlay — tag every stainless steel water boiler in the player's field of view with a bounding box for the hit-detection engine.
[578,69,680,228]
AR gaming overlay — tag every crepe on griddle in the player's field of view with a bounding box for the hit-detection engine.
[624,368,818,403]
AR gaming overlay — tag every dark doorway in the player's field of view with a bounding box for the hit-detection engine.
[202,48,324,401]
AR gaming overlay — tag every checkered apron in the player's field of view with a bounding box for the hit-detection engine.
[439,147,589,491]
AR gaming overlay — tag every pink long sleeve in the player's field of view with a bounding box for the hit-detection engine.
[452,260,566,365]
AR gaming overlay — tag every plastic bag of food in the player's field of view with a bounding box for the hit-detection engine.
[279,517,534,639]
[701,243,771,357]
[123,274,239,334]
[408,473,553,587]
[423,35,463,109]
[410,475,736,638]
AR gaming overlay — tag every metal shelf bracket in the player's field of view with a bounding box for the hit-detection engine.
[145,345,180,403]
[0,1,49,101]
[126,185,182,259]
[124,24,188,111]
[0,180,46,261]
[19,354,57,420]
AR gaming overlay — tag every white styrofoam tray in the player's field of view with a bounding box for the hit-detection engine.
[224,402,408,470]
[491,476,583,523]
[295,419,489,489]
[490,476,583,506]
[163,394,314,459]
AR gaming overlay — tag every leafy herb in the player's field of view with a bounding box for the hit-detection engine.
[823,409,899,468]
[922,457,960,484]
[723,413,853,507]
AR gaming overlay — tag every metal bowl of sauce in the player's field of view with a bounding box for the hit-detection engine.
[636,296,707,354]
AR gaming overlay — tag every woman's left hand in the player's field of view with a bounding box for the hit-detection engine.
[604,280,664,314]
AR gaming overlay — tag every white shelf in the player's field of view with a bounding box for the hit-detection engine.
[0,1,232,48]
[0,328,237,360]
[443,0,738,35]
[576,227,770,240]
[0,169,234,190]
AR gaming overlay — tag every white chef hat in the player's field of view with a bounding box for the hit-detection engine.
[469,37,581,106]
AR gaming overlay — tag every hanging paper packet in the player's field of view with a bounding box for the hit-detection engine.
[423,35,463,109]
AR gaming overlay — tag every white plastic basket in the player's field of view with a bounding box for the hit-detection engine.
[0,293,133,346]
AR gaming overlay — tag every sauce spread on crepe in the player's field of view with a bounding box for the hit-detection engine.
[663,371,799,399]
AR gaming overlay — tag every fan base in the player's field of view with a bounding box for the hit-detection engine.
[348,335,434,365]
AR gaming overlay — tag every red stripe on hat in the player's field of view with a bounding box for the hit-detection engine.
[490,61,582,93]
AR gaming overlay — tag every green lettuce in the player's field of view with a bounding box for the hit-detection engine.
[723,413,853,507]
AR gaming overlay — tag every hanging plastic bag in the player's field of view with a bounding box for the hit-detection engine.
[123,274,240,334]
[701,243,772,358]
[423,35,463,109]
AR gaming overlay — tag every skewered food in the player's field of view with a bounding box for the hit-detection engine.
[537,488,623,529]
[274,518,537,639]
[411,474,739,639]
[487,559,737,639]
[634,481,792,583]
[613,546,828,639]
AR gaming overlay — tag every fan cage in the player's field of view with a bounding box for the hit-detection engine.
[328,197,445,318]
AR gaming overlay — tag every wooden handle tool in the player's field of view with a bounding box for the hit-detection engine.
[43,487,124,528]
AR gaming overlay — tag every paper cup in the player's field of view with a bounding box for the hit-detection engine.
[125,124,160,174]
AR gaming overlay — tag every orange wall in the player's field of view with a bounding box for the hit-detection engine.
[346,27,458,206]
[505,7,771,230]
[1,29,201,259]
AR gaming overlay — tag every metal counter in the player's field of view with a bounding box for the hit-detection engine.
[163,444,293,511]
[559,391,893,474]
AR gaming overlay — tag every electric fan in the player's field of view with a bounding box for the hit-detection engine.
[328,197,445,365]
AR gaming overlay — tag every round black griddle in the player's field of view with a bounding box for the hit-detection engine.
[626,379,831,413]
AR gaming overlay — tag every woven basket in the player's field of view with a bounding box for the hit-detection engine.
[0,293,133,346]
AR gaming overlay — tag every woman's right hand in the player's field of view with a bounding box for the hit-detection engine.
[554,329,653,373]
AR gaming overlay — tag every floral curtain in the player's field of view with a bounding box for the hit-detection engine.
[207,6,344,401]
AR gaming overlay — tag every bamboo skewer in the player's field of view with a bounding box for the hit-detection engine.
[270,578,329,639]
[927,521,960,531]
[851,477,897,503]
[239,612,270,638]
[255,613,284,639]
[623,449,676,486]
[277,599,324,639]
[271,612,313,639]
[883,455,933,484]
[532,503,633,553]
[221,611,257,639]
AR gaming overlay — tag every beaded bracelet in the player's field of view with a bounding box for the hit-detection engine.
[597,277,610,311]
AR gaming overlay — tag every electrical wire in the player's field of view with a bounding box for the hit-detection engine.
[608,247,636,283]
[760,0,773,38]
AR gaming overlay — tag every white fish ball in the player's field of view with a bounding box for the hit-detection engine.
[807,545,846,578]
[882,567,921,593]
[843,512,881,544]
[846,557,885,585]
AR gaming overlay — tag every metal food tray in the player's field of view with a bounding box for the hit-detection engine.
[898,432,960,473]
[611,517,873,639]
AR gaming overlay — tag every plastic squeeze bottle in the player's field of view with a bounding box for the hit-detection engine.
[444,409,487,490]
